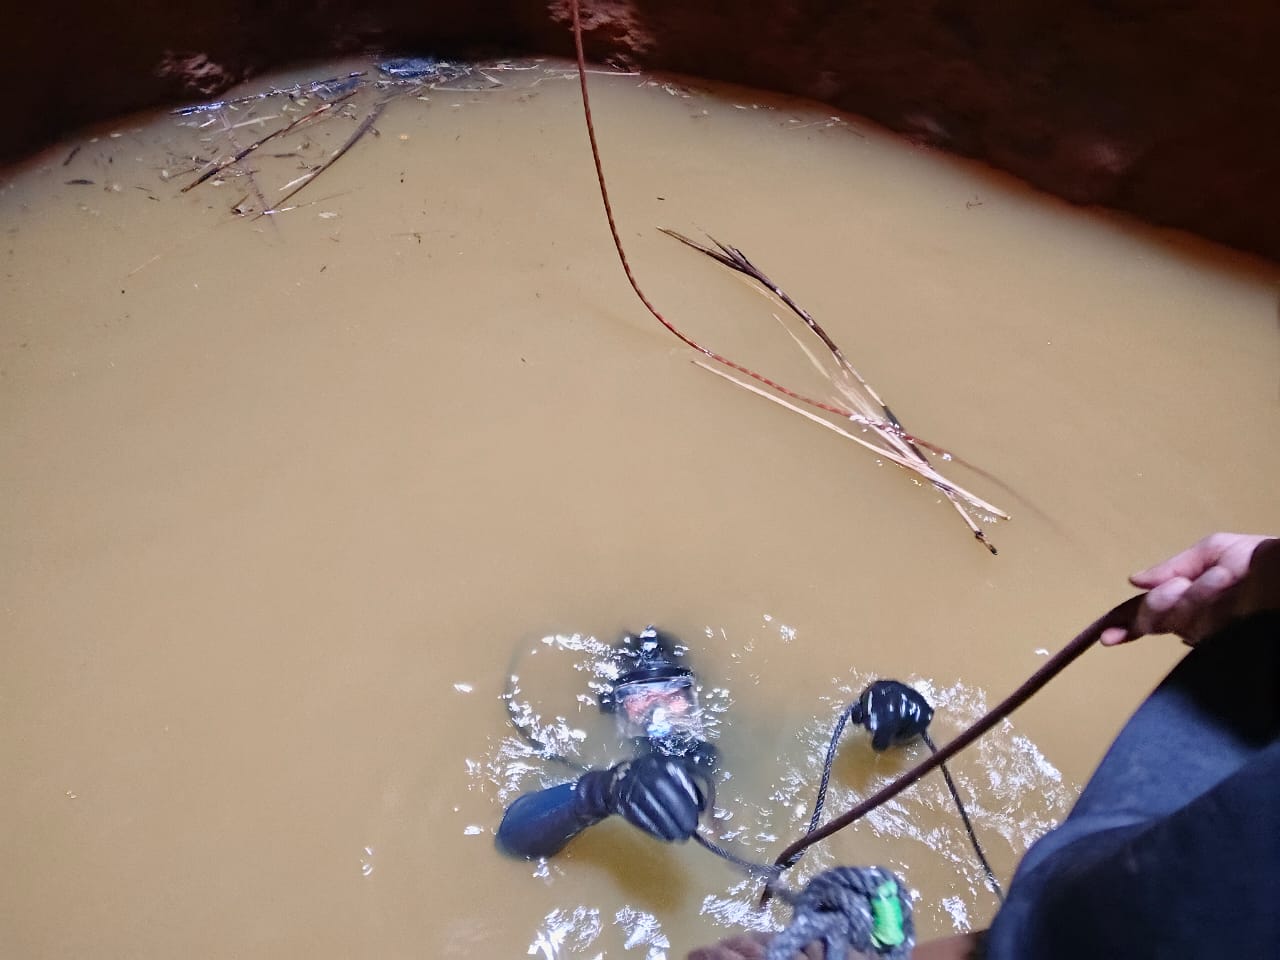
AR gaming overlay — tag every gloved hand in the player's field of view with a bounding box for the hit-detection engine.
[576,754,711,842]
[848,680,934,752]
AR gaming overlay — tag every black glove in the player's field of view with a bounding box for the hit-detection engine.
[848,680,934,752]
[576,754,711,842]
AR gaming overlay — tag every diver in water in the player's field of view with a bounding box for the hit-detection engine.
[496,627,937,860]
[691,532,1280,960]
[496,627,716,858]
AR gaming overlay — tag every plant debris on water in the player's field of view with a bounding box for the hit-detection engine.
[171,58,475,217]
[566,0,1010,553]
[165,39,1012,550]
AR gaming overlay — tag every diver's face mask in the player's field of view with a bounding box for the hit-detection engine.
[612,675,704,744]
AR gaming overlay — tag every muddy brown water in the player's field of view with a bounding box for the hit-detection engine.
[2,58,1278,958]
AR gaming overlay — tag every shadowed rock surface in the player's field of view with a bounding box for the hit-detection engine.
[5,0,1278,259]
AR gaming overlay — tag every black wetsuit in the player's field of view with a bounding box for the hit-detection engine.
[496,682,931,859]
[496,774,616,859]
[496,739,718,859]
[984,612,1279,959]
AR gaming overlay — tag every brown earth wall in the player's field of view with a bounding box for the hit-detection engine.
[5,0,1278,259]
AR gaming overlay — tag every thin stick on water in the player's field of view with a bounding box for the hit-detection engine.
[695,361,1009,519]
[569,0,1007,551]
[181,92,356,193]
[660,230,888,406]
[662,228,1016,550]
[662,229,981,465]
[213,113,273,218]
[172,72,368,116]
[263,100,387,215]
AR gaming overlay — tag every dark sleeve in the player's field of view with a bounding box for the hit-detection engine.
[988,740,1280,959]
[495,773,612,860]
[984,611,1280,960]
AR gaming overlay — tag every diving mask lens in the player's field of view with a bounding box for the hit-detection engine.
[613,676,702,741]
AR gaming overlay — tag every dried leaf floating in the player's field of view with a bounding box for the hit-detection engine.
[566,0,1007,552]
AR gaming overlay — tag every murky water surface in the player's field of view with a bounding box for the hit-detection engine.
[3,57,1278,958]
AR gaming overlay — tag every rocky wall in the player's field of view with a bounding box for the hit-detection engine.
[5,0,1278,260]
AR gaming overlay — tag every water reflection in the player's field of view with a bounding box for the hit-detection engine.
[528,906,603,959]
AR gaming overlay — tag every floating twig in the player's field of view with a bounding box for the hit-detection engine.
[172,72,367,116]
[213,111,275,217]
[567,0,1007,551]
[695,361,1009,521]
[261,100,386,215]
[180,92,356,194]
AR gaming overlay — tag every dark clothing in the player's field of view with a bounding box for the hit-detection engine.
[496,740,718,859]
[985,612,1280,959]
[496,776,612,859]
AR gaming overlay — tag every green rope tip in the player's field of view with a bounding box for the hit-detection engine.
[869,879,907,950]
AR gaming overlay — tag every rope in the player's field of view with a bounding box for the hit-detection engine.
[805,701,858,837]
[693,832,782,882]
[923,731,1004,902]
[768,594,1145,884]
[799,698,1005,903]
[765,866,915,960]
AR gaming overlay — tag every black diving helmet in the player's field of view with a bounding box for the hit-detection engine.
[599,627,704,744]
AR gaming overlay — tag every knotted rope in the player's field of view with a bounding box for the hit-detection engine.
[767,866,914,960]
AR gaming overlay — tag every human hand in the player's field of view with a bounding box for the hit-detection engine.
[1100,533,1279,647]
[607,754,710,843]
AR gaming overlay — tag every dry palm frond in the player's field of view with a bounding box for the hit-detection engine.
[662,230,1009,552]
